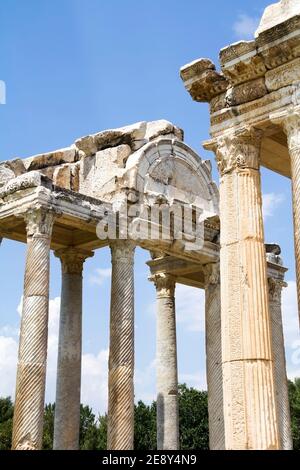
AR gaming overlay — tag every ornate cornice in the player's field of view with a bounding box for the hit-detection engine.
[149,273,176,298]
[206,128,262,176]
[55,247,94,274]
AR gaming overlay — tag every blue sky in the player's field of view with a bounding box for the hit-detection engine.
[0,0,299,414]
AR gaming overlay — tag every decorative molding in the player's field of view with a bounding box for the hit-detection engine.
[149,273,176,298]
[55,247,94,274]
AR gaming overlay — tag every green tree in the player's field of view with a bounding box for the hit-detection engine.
[0,397,14,450]
[289,378,300,450]
[178,384,209,450]
[97,414,107,450]
[42,403,55,450]
[134,401,156,450]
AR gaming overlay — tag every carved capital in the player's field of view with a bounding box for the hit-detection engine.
[23,206,56,238]
[110,240,135,264]
[268,277,287,303]
[283,112,300,152]
[203,263,220,287]
[55,247,94,275]
[149,273,176,298]
[210,128,262,176]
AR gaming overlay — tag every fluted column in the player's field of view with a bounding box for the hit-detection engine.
[53,248,93,450]
[204,263,224,450]
[209,128,280,450]
[282,110,300,326]
[107,240,135,450]
[150,273,179,450]
[268,275,293,450]
[12,207,55,450]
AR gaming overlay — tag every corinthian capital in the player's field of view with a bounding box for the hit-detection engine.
[149,273,176,298]
[283,112,300,151]
[205,128,262,176]
[55,248,94,274]
[203,263,220,287]
[110,240,135,263]
[23,206,56,238]
[268,277,287,303]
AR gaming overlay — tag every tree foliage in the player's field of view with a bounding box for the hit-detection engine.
[1,380,298,450]
[288,378,300,450]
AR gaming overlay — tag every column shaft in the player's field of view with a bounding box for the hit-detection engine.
[268,277,293,450]
[152,273,179,450]
[12,208,54,450]
[283,112,300,326]
[213,129,280,450]
[53,248,93,450]
[204,264,224,450]
[107,241,135,450]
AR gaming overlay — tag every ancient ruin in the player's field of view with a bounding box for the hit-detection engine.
[180,0,299,450]
[0,0,298,451]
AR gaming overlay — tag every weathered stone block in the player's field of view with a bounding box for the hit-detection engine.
[24,147,77,171]
[225,78,267,106]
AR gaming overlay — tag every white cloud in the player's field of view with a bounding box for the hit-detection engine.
[0,336,18,397]
[263,192,285,218]
[89,268,112,286]
[282,281,300,380]
[179,372,207,390]
[176,284,205,333]
[135,359,156,404]
[233,14,260,40]
[81,349,109,415]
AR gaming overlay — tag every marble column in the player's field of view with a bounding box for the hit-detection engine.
[282,110,300,326]
[267,271,293,450]
[53,248,93,450]
[150,273,179,450]
[107,240,135,450]
[204,263,224,450]
[210,128,280,449]
[12,207,55,450]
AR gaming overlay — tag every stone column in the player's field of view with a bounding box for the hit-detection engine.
[12,207,55,450]
[107,240,135,450]
[267,273,293,450]
[204,263,224,450]
[209,128,280,450]
[281,110,300,326]
[150,273,179,450]
[53,248,93,450]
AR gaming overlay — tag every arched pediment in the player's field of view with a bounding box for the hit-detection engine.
[125,138,219,218]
